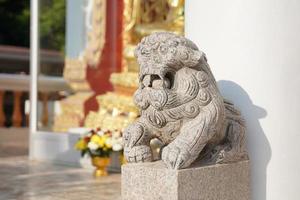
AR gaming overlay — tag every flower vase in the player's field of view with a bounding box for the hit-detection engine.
[120,154,127,165]
[91,156,110,177]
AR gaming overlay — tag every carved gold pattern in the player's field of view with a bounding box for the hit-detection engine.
[97,92,139,114]
[53,92,93,132]
[84,92,139,130]
[110,72,138,88]
[63,0,107,89]
[84,111,136,131]
[84,0,107,68]
[56,58,90,131]
[55,1,107,131]
[63,58,90,92]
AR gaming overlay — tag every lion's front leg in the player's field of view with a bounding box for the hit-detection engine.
[123,121,153,163]
[162,118,210,169]
[162,140,193,169]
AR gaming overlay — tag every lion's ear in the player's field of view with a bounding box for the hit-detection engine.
[191,49,203,63]
[183,49,203,67]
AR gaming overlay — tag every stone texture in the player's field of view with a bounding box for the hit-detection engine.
[123,32,248,170]
[122,160,250,200]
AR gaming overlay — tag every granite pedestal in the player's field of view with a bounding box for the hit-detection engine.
[122,160,250,200]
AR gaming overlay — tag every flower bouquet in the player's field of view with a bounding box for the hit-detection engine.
[75,128,123,177]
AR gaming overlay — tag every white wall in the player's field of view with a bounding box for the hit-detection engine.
[186,1,300,200]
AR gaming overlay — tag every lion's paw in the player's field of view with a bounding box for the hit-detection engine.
[124,145,152,163]
[162,143,191,169]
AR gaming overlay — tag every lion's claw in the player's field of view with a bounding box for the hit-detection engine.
[162,143,191,169]
[124,145,153,163]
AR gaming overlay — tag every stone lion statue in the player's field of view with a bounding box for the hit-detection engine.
[123,32,248,169]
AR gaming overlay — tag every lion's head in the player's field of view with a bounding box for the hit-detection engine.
[134,32,217,117]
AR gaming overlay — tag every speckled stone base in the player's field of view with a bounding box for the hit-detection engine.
[122,160,250,200]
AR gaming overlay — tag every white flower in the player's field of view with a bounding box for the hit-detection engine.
[88,142,99,150]
[112,130,121,138]
[97,130,104,136]
[116,137,123,144]
[112,143,123,151]
[102,128,108,133]
[105,138,112,147]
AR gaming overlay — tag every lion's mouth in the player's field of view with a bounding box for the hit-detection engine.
[141,71,175,90]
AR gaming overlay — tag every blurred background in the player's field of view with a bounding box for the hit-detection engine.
[0,0,185,180]
[0,0,184,153]
[0,1,184,199]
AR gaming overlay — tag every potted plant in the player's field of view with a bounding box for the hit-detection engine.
[75,128,123,177]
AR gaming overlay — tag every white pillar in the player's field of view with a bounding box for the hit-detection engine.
[186,1,300,200]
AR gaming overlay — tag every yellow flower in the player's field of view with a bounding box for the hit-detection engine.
[105,138,112,148]
[75,139,87,150]
[91,135,105,147]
